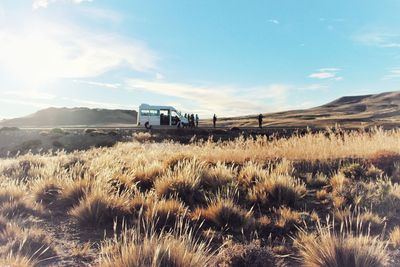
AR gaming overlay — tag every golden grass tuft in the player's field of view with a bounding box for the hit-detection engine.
[248,174,306,209]
[69,190,131,228]
[192,199,255,234]
[155,160,205,207]
[98,224,212,267]
[389,226,400,247]
[295,222,389,267]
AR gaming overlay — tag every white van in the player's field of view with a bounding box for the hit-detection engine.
[138,104,189,129]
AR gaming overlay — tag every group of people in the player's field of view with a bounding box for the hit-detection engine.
[212,113,264,128]
[184,113,199,128]
[183,113,264,128]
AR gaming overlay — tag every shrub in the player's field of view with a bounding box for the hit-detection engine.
[6,228,57,264]
[56,179,91,211]
[340,163,367,180]
[390,226,400,247]
[294,222,389,267]
[0,199,43,219]
[369,150,400,176]
[50,128,65,135]
[237,162,267,189]
[98,226,212,267]
[146,199,188,231]
[247,174,306,209]
[132,132,153,143]
[200,163,235,192]
[69,190,131,228]
[132,163,164,192]
[155,161,205,207]
[306,173,329,188]
[192,199,255,235]
[32,180,61,206]
[275,207,303,232]
[213,240,282,267]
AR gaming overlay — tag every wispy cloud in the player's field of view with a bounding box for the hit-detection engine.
[354,32,400,48]
[32,0,93,10]
[3,90,56,100]
[73,80,121,89]
[0,19,158,87]
[308,68,343,80]
[268,19,280,25]
[383,68,400,80]
[126,79,290,116]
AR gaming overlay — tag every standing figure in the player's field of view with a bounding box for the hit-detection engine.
[258,113,263,128]
[190,114,195,128]
[195,114,199,128]
[213,114,217,128]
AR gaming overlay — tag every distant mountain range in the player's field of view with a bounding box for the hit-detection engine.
[215,91,400,128]
[0,107,137,127]
[1,91,399,128]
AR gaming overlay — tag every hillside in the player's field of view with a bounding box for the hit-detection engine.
[0,107,137,127]
[1,91,399,128]
[213,91,400,128]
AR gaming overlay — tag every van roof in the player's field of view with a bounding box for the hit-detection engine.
[139,103,177,110]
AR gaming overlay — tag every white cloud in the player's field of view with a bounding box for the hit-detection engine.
[383,68,400,80]
[126,79,290,116]
[309,72,335,79]
[156,73,165,80]
[308,68,342,80]
[73,80,121,89]
[33,0,93,10]
[354,32,400,48]
[0,19,158,87]
[3,90,56,100]
[268,19,279,24]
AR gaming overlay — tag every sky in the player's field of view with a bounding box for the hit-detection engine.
[0,0,400,119]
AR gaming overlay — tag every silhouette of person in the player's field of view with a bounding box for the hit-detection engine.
[195,114,199,128]
[258,113,263,128]
[190,114,195,128]
[213,114,217,128]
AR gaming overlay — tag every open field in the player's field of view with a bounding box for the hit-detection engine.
[1,128,400,266]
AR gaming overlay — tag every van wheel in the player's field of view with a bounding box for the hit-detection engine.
[145,122,152,130]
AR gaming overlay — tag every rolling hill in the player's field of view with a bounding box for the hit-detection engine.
[1,91,399,128]
[0,107,137,127]
[213,91,400,128]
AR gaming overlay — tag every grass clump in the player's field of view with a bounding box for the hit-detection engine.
[69,190,131,228]
[247,174,306,209]
[98,225,212,267]
[192,199,255,235]
[294,222,389,267]
[155,160,205,207]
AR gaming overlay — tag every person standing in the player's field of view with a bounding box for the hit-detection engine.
[190,114,195,128]
[195,114,199,128]
[213,114,217,128]
[258,113,263,128]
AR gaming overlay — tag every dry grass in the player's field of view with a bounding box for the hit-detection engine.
[294,221,389,267]
[1,128,400,265]
[98,223,213,267]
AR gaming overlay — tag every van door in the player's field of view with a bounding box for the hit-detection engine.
[160,109,170,125]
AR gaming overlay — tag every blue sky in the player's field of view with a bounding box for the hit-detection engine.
[0,0,399,119]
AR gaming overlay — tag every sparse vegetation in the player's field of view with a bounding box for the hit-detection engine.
[1,128,400,265]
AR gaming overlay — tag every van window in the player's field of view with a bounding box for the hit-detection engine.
[140,109,159,116]
[140,109,150,116]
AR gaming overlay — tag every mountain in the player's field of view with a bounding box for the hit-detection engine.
[0,107,137,127]
[214,91,400,128]
[1,91,399,128]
